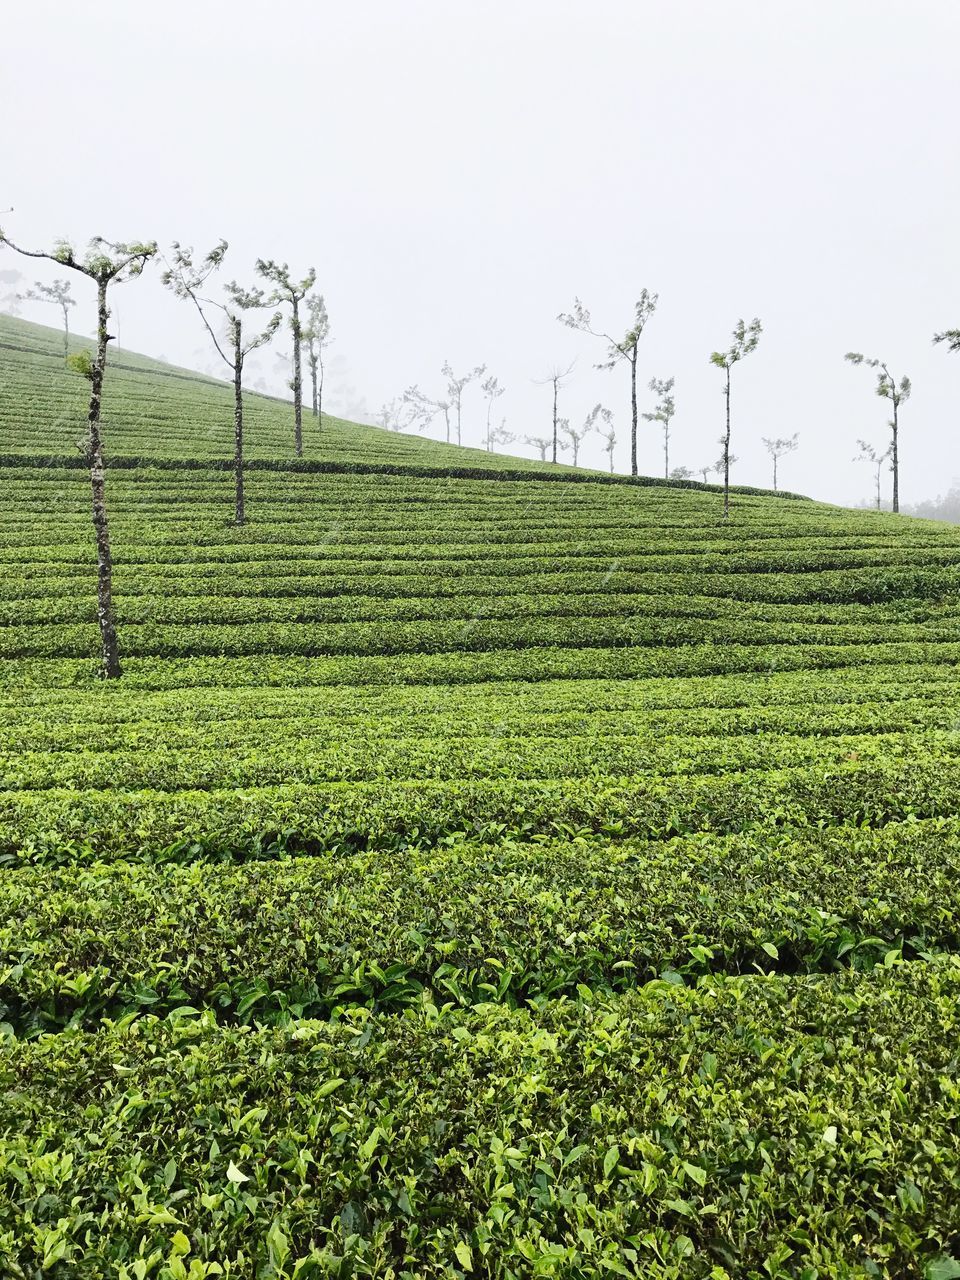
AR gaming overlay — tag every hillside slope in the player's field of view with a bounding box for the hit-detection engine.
[2,315,960,1276]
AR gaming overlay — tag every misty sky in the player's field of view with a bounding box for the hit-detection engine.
[3,0,958,505]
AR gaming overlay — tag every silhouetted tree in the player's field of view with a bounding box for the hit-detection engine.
[0,230,156,677]
[599,417,617,472]
[376,398,426,432]
[642,375,676,479]
[698,464,714,485]
[481,374,505,450]
[442,361,486,444]
[256,259,316,457]
[20,278,74,359]
[302,293,331,421]
[933,329,960,354]
[762,432,799,491]
[163,241,280,526]
[710,318,762,518]
[855,438,892,511]
[403,385,451,439]
[558,291,658,476]
[845,352,910,513]
[525,435,560,462]
[669,466,694,481]
[488,417,514,451]
[533,361,575,464]
[560,403,608,467]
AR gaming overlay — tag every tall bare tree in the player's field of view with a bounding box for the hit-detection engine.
[845,352,910,514]
[558,291,658,476]
[302,293,331,422]
[255,259,316,457]
[481,374,505,451]
[533,361,575,464]
[762,433,799,491]
[0,230,156,677]
[855,439,892,511]
[163,241,280,526]
[710,318,762,519]
[442,361,486,444]
[19,278,75,359]
[642,376,676,479]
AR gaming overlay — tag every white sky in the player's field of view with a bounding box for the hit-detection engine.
[3,0,958,504]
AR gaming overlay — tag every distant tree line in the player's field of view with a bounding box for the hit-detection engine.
[0,226,332,678]
[2,217,957,676]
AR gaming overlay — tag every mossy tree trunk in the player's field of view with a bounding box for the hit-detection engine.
[89,279,121,678]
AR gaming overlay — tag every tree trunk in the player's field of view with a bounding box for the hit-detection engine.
[664,428,669,480]
[876,463,882,511]
[630,352,638,477]
[291,296,303,456]
[89,279,121,679]
[773,456,778,491]
[309,350,318,418]
[456,397,462,445]
[443,407,450,444]
[552,378,558,464]
[233,324,245,527]
[891,404,899,514]
[317,349,324,426]
[723,368,731,520]
[62,304,70,362]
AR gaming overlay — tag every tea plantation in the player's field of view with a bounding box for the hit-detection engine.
[2,314,960,1278]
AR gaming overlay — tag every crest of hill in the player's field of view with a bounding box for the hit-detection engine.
[0,312,803,495]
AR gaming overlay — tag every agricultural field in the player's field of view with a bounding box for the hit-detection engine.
[1,314,960,1277]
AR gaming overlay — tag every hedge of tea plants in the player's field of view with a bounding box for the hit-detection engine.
[2,314,960,1276]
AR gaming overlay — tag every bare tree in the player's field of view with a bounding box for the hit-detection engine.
[403,384,451,439]
[488,417,514,452]
[19,278,75,359]
[525,435,555,462]
[855,439,892,511]
[558,291,658,476]
[669,466,694,481]
[163,241,280,526]
[845,352,910,514]
[0,229,157,677]
[698,463,715,485]
[933,329,960,354]
[302,293,331,422]
[560,403,608,467]
[642,375,676,479]
[533,360,575,464]
[255,259,316,457]
[376,398,426,432]
[481,374,505,450]
[442,361,486,444]
[599,416,617,473]
[710,318,762,519]
[762,433,799,491]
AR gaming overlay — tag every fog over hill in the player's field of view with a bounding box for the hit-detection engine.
[2,0,958,506]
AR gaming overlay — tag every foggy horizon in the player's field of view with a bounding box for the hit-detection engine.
[3,0,958,507]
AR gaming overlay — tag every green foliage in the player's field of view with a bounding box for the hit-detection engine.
[65,349,94,380]
[1,313,960,1270]
[1,963,960,1275]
